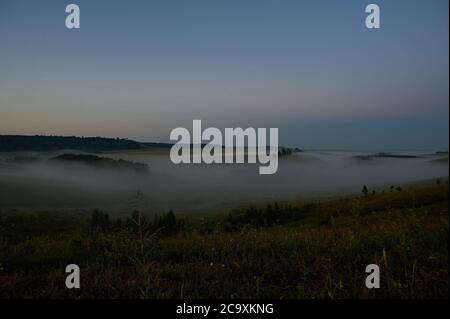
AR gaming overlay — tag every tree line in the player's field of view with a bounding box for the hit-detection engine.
[0,135,144,152]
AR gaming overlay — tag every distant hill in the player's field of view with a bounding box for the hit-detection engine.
[0,134,300,155]
[51,154,149,172]
[0,135,172,152]
[352,152,421,160]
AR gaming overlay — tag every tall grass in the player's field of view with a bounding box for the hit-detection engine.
[0,183,448,298]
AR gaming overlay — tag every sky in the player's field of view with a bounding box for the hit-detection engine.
[0,0,448,151]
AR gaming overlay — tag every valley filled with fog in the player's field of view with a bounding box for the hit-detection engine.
[0,150,448,215]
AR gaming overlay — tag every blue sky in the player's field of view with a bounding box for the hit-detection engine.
[0,0,448,151]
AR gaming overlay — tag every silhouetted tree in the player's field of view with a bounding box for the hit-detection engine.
[362,185,369,197]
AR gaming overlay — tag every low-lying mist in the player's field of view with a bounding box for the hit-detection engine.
[0,150,448,215]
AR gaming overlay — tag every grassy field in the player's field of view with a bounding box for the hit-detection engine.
[0,181,448,298]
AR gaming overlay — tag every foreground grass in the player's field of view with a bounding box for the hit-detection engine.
[0,182,448,298]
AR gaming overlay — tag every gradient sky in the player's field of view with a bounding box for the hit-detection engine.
[0,0,448,151]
